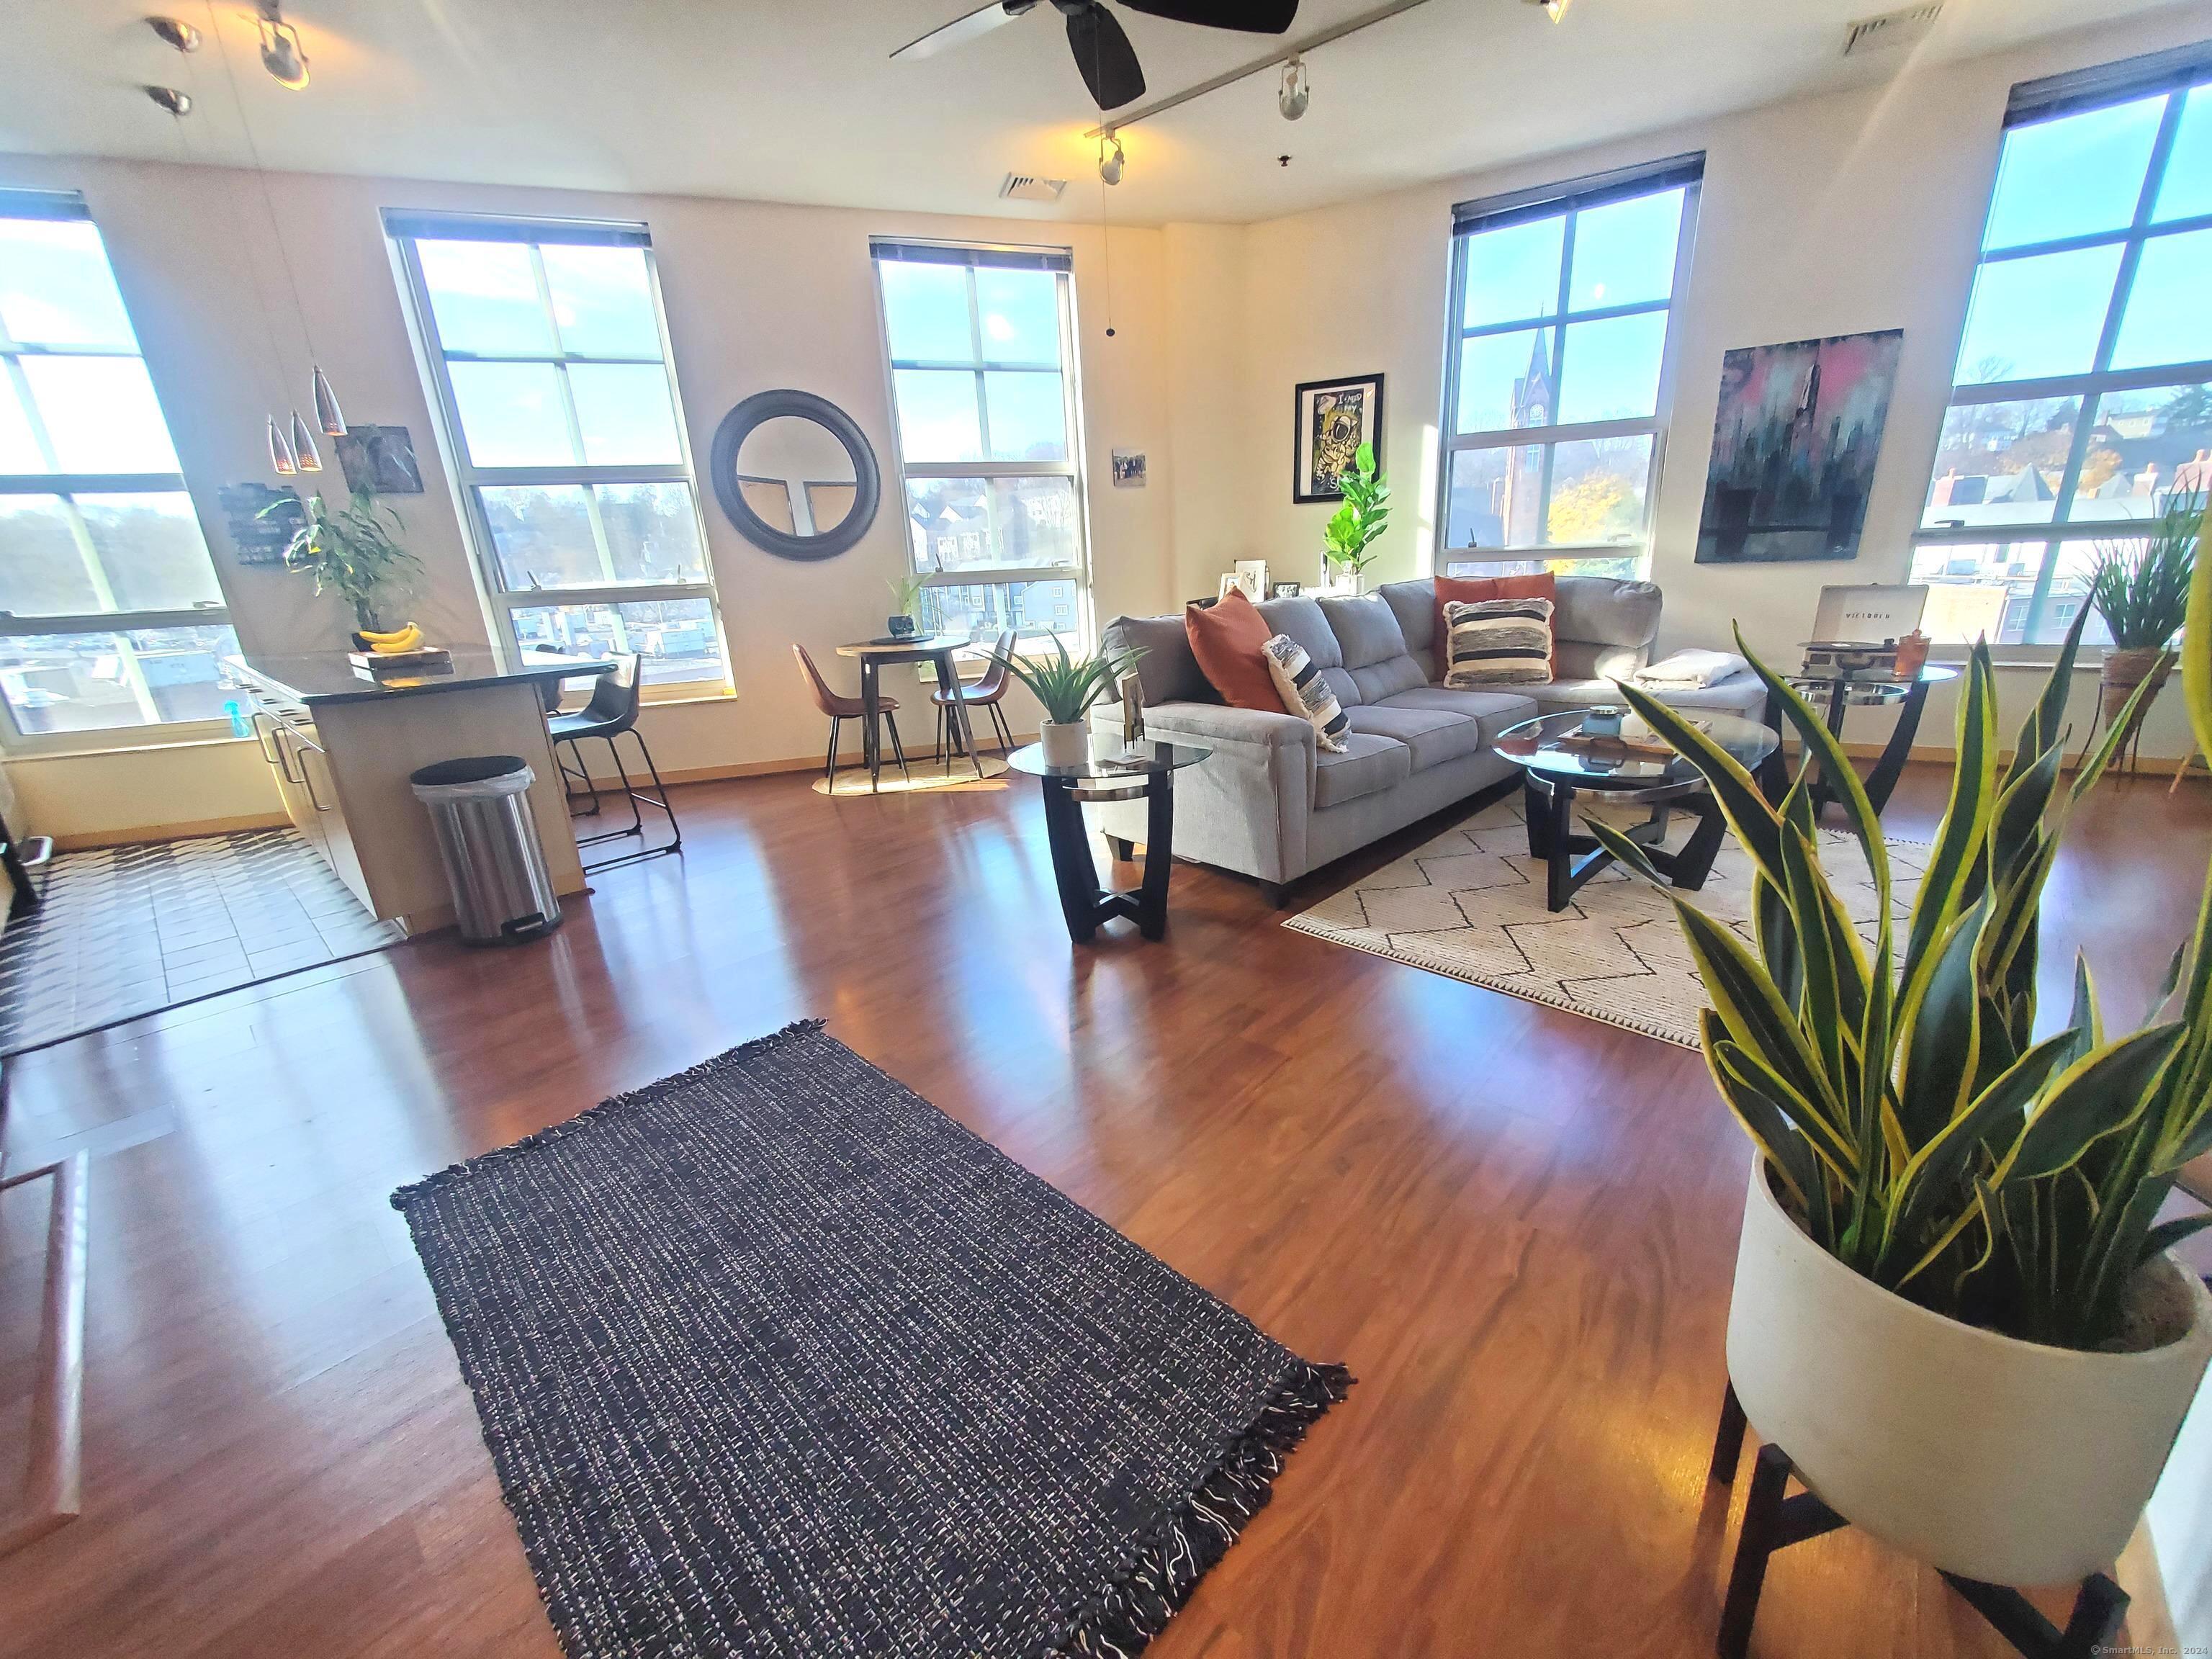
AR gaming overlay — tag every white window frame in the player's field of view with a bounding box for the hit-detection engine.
[389,212,728,688]
[1912,45,2212,653]
[868,238,1092,647]
[0,189,234,752]
[1436,154,1703,571]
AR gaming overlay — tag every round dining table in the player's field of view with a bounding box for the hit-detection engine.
[834,633,987,792]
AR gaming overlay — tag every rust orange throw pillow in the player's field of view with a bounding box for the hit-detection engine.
[1184,589,1280,711]
[1434,572,1555,675]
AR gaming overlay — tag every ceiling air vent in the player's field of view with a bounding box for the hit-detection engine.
[999,174,1068,204]
[1843,4,1942,57]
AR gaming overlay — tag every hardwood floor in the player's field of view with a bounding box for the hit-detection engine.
[0,760,2204,1658]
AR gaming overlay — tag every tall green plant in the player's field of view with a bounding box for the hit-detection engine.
[986,637,1142,726]
[2088,489,2198,650]
[1323,442,1390,580]
[1586,585,2212,1351]
[270,487,422,631]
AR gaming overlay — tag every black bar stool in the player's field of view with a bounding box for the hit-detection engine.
[547,655,681,869]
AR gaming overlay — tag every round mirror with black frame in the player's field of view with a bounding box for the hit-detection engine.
[709,389,880,561]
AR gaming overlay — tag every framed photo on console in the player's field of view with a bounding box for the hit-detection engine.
[1293,374,1384,503]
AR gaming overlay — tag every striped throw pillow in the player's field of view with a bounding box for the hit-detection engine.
[1444,595,1555,687]
[1262,633,1348,752]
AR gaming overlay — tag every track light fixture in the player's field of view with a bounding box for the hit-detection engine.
[256,0,310,90]
[146,16,201,52]
[145,86,192,115]
[1278,55,1308,120]
[1099,135,1125,186]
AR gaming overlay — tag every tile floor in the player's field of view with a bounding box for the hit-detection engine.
[0,827,403,1055]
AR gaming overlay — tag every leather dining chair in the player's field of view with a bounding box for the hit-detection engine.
[793,644,909,789]
[931,629,1018,763]
[547,654,681,868]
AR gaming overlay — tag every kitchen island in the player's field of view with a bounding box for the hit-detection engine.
[222,651,613,933]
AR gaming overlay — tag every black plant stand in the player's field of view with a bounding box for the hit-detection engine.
[1708,1383,2128,1659]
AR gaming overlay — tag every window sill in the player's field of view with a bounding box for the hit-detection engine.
[4,727,256,763]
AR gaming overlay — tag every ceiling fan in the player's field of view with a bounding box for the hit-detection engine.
[891,0,1300,110]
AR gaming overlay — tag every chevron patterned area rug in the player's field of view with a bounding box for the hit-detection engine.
[1285,795,1929,1048]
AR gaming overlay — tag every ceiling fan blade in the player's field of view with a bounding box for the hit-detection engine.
[891,1,1033,61]
[1112,0,1299,32]
[1065,1,1146,108]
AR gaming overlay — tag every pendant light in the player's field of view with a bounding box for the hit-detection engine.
[269,415,297,475]
[255,1,310,90]
[313,364,346,436]
[290,412,322,472]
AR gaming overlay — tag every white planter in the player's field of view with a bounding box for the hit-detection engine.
[1038,720,1090,769]
[1727,1168,2212,1586]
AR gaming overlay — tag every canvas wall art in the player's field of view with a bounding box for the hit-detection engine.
[1293,374,1384,503]
[1694,330,1904,564]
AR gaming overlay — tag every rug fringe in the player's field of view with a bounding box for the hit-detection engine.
[1038,1359,1353,1659]
[390,1017,827,1210]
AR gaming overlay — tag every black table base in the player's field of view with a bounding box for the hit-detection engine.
[1709,1383,2128,1659]
[1766,673,1941,814]
[1524,775,1727,912]
[1039,772,1175,943]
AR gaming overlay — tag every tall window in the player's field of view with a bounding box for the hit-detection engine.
[0,190,233,740]
[1438,156,1702,580]
[1913,47,2212,646]
[390,214,725,687]
[870,240,1087,644]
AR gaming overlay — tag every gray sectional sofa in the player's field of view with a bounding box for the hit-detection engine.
[1095,575,1766,901]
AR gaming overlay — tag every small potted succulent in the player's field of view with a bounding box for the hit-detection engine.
[886,572,927,639]
[2087,488,2198,756]
[989,636,1143,769]
[1588,568,2212,1588]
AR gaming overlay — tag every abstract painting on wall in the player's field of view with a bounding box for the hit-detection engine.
[1695,330,1904,564]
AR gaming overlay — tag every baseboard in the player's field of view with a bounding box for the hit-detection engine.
[568,734,1040,789]
[50,811,291,852]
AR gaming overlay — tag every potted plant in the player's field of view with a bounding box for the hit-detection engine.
[1586,582,2212,1588]
[271,487,423,638]
[1322,441,1389,593]
[2087,488,2197,756]
[887,572,927,639]
[988,636,1143,769]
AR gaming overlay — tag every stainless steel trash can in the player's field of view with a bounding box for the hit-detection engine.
[408,755,561,944]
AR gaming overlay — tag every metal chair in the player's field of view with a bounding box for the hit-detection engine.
[547,655,681,868]
[793,644,909,790]
[932,629,1018,763]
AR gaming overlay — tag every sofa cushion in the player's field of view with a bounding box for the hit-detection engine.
[1444,596,1555,687]
[1554,576,1662,653]
[1373,685,1541,745]
[1556,638,1647,681]
[1262,632,1349,751]
[1312,731,1412,809]
[1317,593,1427,703]
[1378,580,1437,669]
[1184,589,1278,711]
[1253,595,1341,669]
[1341,704,1488,772]
[1106,613,1218,706]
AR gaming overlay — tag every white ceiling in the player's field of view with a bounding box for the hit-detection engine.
[0,0,2195,225]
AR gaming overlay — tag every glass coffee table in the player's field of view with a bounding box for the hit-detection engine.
[1006,733,1211,944]
[1494,710,1779,912]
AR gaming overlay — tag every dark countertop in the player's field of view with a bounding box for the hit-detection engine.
[223,650,614,708]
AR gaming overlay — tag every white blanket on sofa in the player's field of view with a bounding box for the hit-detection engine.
[1633,648,1749,690]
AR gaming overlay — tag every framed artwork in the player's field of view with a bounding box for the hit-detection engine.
[1694,330,1905,564]
[1233,559,1269,601]
[1110,449,1148,487]
[1292,374,1385,503]
[1269,580,1303,599]
[333,423,424,495]
[1216,574,1242,602]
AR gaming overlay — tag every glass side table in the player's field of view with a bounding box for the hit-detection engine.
[1005,734,1212,943]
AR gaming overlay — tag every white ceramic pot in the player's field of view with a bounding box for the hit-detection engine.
[1727,1167,2212,1586]
[1038,720,1090,769]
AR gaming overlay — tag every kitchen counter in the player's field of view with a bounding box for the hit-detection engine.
[221,650,606,932]
[223,650,611,707]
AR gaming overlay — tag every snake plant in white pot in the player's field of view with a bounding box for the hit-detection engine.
[989,637,1143,768]
[1587,574,2212,1587]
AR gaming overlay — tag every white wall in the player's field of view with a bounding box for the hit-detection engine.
[0,156,1183,834]
[1197,4,2212,760]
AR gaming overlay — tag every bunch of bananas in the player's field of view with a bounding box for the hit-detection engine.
[356,623,426,655]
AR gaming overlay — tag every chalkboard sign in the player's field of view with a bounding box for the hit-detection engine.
[218,482,304,566]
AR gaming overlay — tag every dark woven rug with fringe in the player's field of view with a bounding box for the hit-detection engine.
[392,1020,1349,1659]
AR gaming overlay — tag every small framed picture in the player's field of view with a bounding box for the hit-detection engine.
[1233,559,1269,602]
[1292,374,1385,503]
[1216,573,1243,602]
[1110,449,1147,487]
[1269,580,1302,599]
